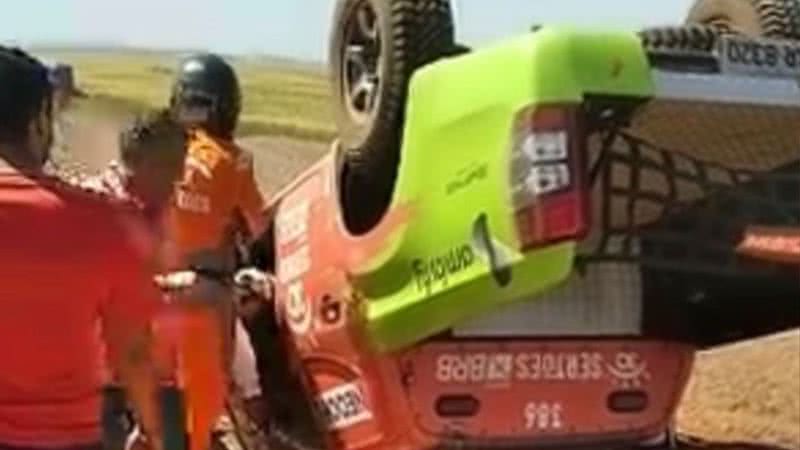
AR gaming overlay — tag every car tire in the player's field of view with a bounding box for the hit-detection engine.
[639,24,722,54]
[686,0,800,40]
[329,0,455,232]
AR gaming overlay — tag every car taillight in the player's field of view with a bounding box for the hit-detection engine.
[510,104,589,250]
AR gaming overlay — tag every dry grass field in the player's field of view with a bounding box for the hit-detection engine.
[40,49,335,141]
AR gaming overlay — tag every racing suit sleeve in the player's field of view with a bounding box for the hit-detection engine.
[234,150,268,238]
[100,210,163,441]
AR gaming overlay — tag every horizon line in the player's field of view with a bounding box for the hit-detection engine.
[5,40,326,64]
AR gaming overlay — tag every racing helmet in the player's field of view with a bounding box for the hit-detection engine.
[169,53,241,138]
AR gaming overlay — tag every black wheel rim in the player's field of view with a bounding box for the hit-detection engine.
[342,0,382,125]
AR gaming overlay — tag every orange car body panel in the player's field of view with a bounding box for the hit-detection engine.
[270,152,695,450]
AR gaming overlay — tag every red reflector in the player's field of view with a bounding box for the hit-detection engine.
[542,192,589,241]
[518,191,589,250]
[607,390,649,413]
[530,107,568,130]
[435,394,481,418]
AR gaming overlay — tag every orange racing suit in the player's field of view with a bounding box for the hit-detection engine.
[162,128,267,450]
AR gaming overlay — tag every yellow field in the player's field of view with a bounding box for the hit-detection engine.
[41,50,336,141]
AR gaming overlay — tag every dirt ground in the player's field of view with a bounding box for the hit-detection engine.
[56,108,329,192]
[678,331,800,449]
[60,110,800,450]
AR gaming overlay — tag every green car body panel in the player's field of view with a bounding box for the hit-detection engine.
[352,26,657,353]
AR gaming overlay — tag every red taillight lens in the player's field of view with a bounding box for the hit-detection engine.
[510,105,589,250]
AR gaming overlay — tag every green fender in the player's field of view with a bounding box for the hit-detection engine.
[351,26,656,353]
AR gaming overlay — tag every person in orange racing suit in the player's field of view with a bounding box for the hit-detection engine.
[165,53,271,449]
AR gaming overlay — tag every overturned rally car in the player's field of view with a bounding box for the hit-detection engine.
[237,1,800,450]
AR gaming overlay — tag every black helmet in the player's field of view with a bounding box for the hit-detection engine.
[169,53,241,138]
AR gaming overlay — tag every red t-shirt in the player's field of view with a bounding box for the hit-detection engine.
[0,169,160,447]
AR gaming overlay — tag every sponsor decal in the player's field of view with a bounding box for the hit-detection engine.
[285,281,311,335]
[313,382,373,430]
[606,352,651,388]
[412,244,476,295]
[279,245,311,284]
[174,188,211,214]
[727,39,783,67]
[720,35,800,77]
[523,401,564,431]
[446,162,488,196]
[319,295,343,327]
[434,351,651,386]
[276,199,311,246]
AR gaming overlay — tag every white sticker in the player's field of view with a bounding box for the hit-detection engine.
[276,199,310,245]
[436,353,513,383]
[434,351,654,386]
[435,351,607,384]
[314,382,373,430]
[523,402,564,431]
[516,351,605,382]
[606,352,651,387]
[285,281,311,335]
[279,245,311,283]
[174,189,211,214]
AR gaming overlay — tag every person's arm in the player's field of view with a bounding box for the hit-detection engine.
[234,150,268,239]
[100,213,163,448]
[231,152,275,319]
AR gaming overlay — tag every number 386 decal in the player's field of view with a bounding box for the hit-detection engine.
[313,382,373,430]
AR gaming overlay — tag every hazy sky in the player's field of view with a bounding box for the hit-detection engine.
[2,0,695,61]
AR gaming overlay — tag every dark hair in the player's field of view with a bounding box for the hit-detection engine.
[119,108,187,166]
[0,46,52,144]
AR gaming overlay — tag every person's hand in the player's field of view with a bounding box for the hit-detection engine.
[154,270,198,292]
[233,267,273,300]
[154,270,229,308]
[125,427,163,450]
[233,267,275,319]
[124,429,147,450]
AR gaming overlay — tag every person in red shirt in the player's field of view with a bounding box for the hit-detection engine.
[75,109,192,450]
[78,109,187,250]
[77,103,273,450]
[0,46,163,450]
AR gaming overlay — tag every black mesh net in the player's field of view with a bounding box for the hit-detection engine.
[578,101,800,279]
